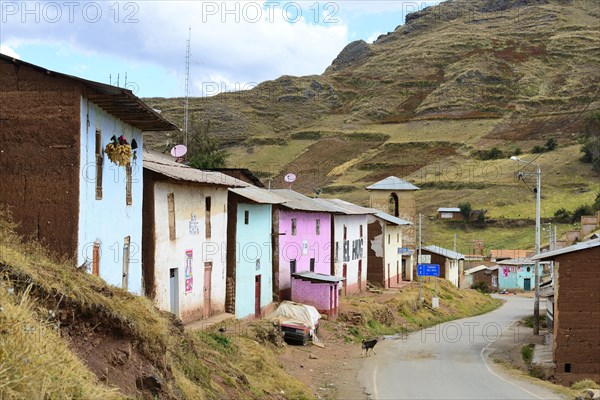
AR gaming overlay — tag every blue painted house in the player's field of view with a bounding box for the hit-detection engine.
[226,187,286,319]
[497,258,545,291]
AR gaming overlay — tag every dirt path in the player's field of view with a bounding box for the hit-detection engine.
[275,320,367,400]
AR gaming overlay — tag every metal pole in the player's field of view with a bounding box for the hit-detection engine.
[418,213,423,304]
[534,165,541,335]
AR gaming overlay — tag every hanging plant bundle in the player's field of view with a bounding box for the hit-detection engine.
[105,135,133,167]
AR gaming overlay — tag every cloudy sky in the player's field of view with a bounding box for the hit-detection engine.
[1,1,439,97]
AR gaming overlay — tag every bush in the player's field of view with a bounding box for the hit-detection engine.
[571,204,595,223]
[521,343,535,365]
[553,208,572,223]
[531,145,546,154]
[471,281,490,293]
[571,379,600,391]
[459,202,472,221]
[544,138,557,151]
[473,147,504,160]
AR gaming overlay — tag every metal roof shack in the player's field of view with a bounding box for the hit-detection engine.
[229,186,287,204]
[292,271,345,283]
[438,207,461,213]
[144,152,250,187]
[1,54,177,132]
[366,176,420,191]
[423,245,465,260]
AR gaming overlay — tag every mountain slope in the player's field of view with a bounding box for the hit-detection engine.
[144,0,600,250]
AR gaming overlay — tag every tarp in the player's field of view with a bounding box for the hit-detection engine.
[268,301,320,331]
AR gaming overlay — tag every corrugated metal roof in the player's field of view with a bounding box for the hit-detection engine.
[422,245,465,260]
[229,187,287,204]
[292,271,345,283]
[531,238,600,260]
[1,54,177,132]
[317,198,375,215]
[438,207,461,213]
[270,190,338,212]
[366,176,420,191]
[144,152,250,187]
[464,265,489,275]
[370,210,412,225]
[497,257,533,265]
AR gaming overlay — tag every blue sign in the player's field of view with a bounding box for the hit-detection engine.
[398,247,410,254]
[418,264,440,277]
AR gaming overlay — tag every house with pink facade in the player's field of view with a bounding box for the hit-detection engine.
[270,190,338,301]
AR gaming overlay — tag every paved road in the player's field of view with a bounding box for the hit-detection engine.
[359,295,562,400]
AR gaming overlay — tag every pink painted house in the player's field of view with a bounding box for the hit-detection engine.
[291,271,344,319]
[271,190,338,301]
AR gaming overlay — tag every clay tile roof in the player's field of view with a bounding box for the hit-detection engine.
[490,250,530,259]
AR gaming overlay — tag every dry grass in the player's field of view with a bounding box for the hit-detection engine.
[0,209,313,399]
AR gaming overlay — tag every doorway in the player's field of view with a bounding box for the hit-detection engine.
[358,260,362,291]
[255,275,261,319]
[169,268,179,317]
[342,263,347,295]
[524,278,531,291]
[203,262,212,318]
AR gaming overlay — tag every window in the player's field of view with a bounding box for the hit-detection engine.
[125,164,132,205]
[205,196,212,238]
[389,193,399,217]
[343,225,347,240]
[256,258,260,271]
[291,218,297,236]
[388,234,391,245]
[360,224,363,238]
[95,130,103,200]
[397,233,400,243]
[310,258,315,272]
[290,259,297,274]
[564,363,571,373]
[168,193,176,240]
[316,219,320,235]
[244,210,249,224]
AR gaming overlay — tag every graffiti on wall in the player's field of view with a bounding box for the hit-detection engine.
[185,249,193,293]
[339,238,364,262]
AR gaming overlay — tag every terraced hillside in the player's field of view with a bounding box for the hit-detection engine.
[144,0,600,251]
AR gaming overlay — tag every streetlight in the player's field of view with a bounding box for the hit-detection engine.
[511,156,541,335]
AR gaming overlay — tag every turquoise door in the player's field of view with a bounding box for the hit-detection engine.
[524,278,531,291]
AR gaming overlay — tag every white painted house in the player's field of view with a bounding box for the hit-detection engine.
[0,54,177,295]
[142,153,249,323]
[318,199,374,295]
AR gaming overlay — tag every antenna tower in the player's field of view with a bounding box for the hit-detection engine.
[183,27,191,148]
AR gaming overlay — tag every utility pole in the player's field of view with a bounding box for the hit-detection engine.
[511,156,542,335]
[418,213,423,304]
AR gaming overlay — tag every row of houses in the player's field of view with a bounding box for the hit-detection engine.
[0,54,421,323]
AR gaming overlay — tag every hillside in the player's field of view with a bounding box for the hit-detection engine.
[144,0,600,251]
[0,210,312,400]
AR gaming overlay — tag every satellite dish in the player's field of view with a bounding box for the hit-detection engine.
[284,173,296,183]
[170,144,187,158]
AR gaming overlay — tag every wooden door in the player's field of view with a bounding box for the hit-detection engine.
[203,262,212,318]
[397,261,400,284]
[255,275,261,319]
[329,285,333,318]
[92,242,100,276]
[387,263,391,288]
[524,278,531,291]
[169,268,179,317]
[358,260,363,291]
[342,264,347,295]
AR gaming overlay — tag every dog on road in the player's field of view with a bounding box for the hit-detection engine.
[361,338,378,357]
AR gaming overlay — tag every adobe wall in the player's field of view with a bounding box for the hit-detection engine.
[553,246,600,385]
[369,190,416,249]
[0,58,80,258]
[367,219,385,287]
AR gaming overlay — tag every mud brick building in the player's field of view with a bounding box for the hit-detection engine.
[533,239,600,386]
[0,54,176,293]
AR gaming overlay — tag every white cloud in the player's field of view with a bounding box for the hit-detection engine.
[0,44,20,59]
[0,1,350,95]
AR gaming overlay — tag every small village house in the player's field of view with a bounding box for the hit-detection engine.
[496,258,545,291]
[366,176,420,274]
[0,54,176,294]
[270,189,334,301]
[367,210,413,288]
[532,239,600,386]
[142,153,248,323]
[463,265,498,291]
[421,245,465,287]
[225,187,286,319]
[437,207,463,220]
[318,198,372,295]
[291,271,345,319]
[489,249,529,262]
